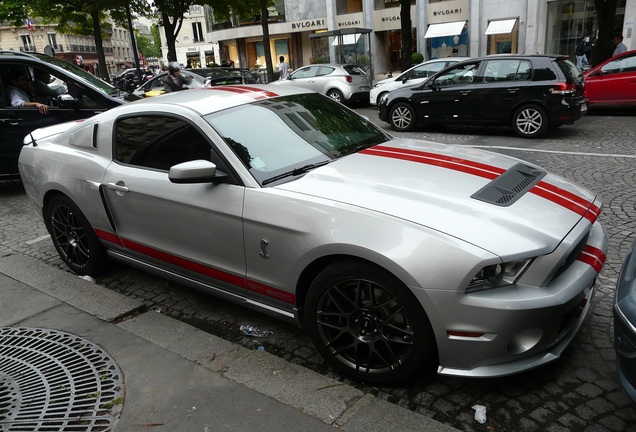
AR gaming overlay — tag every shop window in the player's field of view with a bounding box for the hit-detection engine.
[336,0,363,14]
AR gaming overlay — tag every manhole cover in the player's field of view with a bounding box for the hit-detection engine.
[0,328,124,431]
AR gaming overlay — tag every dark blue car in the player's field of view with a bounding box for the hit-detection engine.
[615,237,636,402]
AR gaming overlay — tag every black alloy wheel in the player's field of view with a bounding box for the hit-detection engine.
[44,195,108,276]
[389,102,417,132]
[305,260,436,385]
[512,104,549,138]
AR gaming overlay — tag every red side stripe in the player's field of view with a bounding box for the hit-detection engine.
[94,229,295,304]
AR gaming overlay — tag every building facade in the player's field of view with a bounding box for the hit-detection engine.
[0,17,138,79]
[201,0,635,79]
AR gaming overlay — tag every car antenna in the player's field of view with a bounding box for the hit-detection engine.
[29,131,37,147]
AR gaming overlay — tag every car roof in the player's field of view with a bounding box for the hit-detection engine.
[127,84,314,116]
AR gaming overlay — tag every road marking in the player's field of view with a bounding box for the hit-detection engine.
[26,234,51,245]
[469,146,636,158]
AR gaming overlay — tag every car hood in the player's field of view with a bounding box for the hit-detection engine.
[276,139,599,259]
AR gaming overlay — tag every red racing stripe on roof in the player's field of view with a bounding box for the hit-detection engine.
[211,85,279,99]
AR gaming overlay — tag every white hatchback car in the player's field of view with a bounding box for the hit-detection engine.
[370,57,471,105]
[270,63,370,104]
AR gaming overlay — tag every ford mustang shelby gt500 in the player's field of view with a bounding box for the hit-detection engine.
[18,85,608,385]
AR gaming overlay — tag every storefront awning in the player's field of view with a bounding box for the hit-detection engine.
[485,19,518,35]
[331,34,360,45]
[424,21,466,39]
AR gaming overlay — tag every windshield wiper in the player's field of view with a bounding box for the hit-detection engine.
[262,160,331,186]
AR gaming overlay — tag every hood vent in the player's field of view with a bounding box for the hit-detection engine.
[471,163,546,207]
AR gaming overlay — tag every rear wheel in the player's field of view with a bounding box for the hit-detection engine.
[389,102,417,132]
[326,89,344,103]
[44,195,108,276]
[512,104,548,138]
[304,260,436,385]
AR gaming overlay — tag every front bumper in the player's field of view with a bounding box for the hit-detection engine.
[417,219,607,378]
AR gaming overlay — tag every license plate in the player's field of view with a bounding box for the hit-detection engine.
[581,103,587,113]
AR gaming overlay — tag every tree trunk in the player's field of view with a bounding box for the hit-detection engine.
[399,0,412,72]
[90,8,109,81]
[162,11,178,62]
[592,0,619,67]
[260,0,274,82]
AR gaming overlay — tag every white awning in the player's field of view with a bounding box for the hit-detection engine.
[331,34,361,45]
[485,19,518,35]
[424,21,466,39]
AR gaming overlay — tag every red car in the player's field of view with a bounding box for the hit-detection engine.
[584,50,636,108]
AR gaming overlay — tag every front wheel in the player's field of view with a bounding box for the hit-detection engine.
[389,102,417,132]
[304,260,437,385]
[326,89,344,103]
[44,195,108,276]
[512,104,548,138]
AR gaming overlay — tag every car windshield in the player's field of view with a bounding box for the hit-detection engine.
[205,93,391,186]
[33,53,118,96]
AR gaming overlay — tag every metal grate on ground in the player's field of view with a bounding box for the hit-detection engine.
[0,328,124,432]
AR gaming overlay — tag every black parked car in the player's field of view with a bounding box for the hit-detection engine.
[614,237,636,402]
[1,51,133,179]
[378,54,588,138]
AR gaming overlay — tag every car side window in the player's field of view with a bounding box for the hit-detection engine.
[481,60,532,83]
[601,53,636,75]
[115,115,216,171]
[409,62,445,79]
[434,63,480,87]
[317,67,335,77]
[292,67,318,79]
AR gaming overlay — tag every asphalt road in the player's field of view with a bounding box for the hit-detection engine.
[1,106,635,432]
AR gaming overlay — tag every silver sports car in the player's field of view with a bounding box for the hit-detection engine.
[18,85,608,385]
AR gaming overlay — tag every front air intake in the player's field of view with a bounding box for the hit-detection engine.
[471,163,546,207]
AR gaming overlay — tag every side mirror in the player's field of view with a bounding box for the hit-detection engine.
[57,94,78,109]
[169,159,227,184]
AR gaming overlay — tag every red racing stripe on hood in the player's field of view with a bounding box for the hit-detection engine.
[362,145,599,221]
[577,245,606,273]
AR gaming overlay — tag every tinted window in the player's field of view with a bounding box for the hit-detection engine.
[33,54,117,95]
[317,66,335,76]
[115,116,213,171]
[554,59,580,80]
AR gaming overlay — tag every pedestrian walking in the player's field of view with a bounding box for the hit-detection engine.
[575,36,589,69]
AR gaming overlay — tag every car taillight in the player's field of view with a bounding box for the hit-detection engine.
[550,83,576,95]
[345,76,352,83]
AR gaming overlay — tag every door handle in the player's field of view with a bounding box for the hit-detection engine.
[460,91,471,95]
[507,88,520,93]
[106,182,130,196]
[0,118,23,125]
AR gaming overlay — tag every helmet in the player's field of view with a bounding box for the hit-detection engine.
[168,61,181,73]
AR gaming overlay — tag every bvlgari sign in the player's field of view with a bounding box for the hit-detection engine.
[373,6,416,31]
[291,18,326,30]
[428,0,469,24]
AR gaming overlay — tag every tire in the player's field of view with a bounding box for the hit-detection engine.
[512,104,549,138]
[326,89,344,103]
[44,195,108,276]
[304,260,437,385]
[389,102,417,132]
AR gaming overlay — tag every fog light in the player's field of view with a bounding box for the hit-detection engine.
[507,329,543,354]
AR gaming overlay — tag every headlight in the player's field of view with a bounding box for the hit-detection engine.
[466,260,531,294]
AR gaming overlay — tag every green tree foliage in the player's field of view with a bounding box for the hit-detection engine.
[136,31,162,59]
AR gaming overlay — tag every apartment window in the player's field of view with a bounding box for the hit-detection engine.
[47,33,58,49]
[192,22,204,42]
[20,35,33,51]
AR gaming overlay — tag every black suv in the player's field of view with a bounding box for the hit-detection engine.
[1,51,132,179]
[378,54,588,138]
